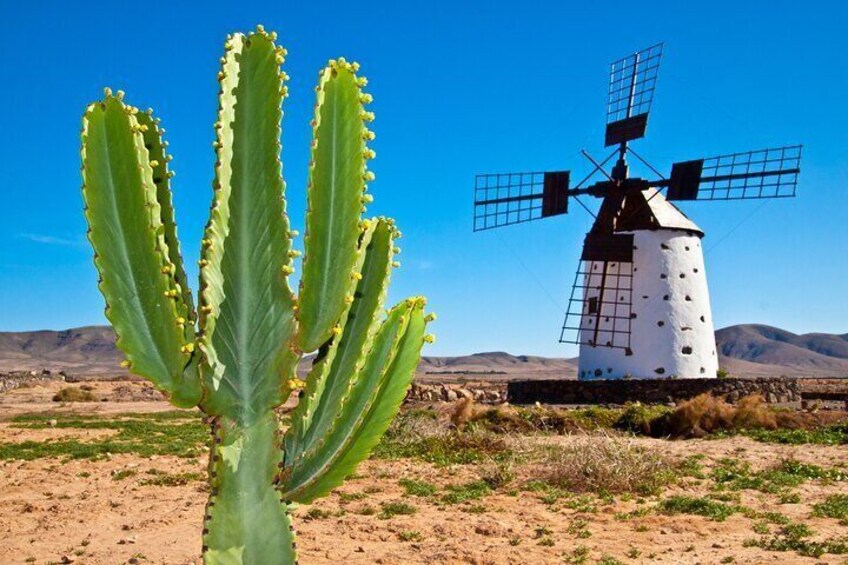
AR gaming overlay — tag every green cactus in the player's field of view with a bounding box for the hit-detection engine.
[80,26,432,564]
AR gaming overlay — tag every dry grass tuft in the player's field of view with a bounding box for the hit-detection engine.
[534,432,676,495]
[52,387,98,403]
[374,409,515,465]
[468,404,620,434]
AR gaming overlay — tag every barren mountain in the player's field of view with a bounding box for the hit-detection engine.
[715,324,848,377]
[0,326,123,376]
[0,324,846,379]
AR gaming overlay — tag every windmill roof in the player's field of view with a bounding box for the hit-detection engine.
[616,188,703,236]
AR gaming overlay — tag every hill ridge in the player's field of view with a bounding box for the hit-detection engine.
[1,324,846,378]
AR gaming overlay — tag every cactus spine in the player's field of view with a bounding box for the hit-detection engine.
[81,27,431,565]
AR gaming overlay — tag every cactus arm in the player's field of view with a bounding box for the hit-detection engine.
[81,93,201,407]
[284,218,395,462]
[198,30,299,424]
[203,412,296,564]
[279,298,428,503]
[296,61,373,352]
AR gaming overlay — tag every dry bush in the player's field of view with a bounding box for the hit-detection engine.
[661,393,834,438]
[662,393,734,437]
[534,432,675,495]
[448,397,475,428]
[52,386,98,403]
[732,394,777,430]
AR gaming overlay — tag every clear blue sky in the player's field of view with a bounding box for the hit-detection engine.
[1,1,846,357]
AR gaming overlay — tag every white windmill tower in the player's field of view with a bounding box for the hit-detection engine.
[473,43,801,381]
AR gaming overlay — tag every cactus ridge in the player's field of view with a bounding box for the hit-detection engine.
[80,25,430,565]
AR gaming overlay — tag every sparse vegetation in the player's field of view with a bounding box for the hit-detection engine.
[373,410,512,465]
[740,423,848,445]
[4,389,848,561]
[0,411,205,461]
[746,521,848,558]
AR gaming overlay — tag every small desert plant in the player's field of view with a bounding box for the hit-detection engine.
[658,495,740,521]
[441,480,491,505]
[812,494,848,524]
[746,521,848,558]
[479,457,516,489]
[535,432,676,495]
[80,26,431,564]
[140,469,203,487]
[378,501,417,519]
[397,530,423,542]
[398,478,437,497]
[52,387,97,402]
[614,402,673,435]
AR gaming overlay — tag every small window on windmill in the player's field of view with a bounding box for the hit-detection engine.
[587,296,599,314]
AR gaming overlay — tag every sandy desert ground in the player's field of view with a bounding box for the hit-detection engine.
[1,381,847,565]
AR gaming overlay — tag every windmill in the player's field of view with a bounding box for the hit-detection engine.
[473,43,802,381]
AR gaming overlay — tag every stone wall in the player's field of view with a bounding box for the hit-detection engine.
[507,377,801,406]
[405,382,506,404]
[0,370,66,394]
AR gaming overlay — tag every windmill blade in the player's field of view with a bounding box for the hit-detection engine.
[473,170,570,231]
[560,233,634,353]
[605,43,664,147]
[664,145,802,201]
